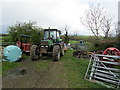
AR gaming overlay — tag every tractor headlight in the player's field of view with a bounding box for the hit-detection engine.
[41,46,44,47]
[45,46,48,48]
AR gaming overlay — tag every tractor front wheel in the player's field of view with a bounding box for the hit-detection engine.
[52,45,60,61]
[30,45,39,60]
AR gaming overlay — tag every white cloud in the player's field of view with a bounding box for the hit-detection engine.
[1,0,119,3]
[1,0,118,35]
[2,0,89,34]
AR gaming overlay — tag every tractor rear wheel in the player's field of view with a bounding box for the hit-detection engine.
[30,45,39,60]
[53,45,60,61]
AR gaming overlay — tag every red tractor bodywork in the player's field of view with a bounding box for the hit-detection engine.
[16,34,31,53]
[22,43,31,52]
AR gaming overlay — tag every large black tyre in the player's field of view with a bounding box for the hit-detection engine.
[52,45,61,61]
[30,45,39,60]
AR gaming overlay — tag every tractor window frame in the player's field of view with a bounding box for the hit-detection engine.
[44,31,49,40]
[44,31,58,40]
[56,31,60,39]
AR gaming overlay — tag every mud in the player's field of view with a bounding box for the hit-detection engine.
[2,57,68,88]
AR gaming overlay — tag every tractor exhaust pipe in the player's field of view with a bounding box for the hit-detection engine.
[49,27,50,39]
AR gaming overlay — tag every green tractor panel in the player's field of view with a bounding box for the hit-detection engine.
[30,28,65,61]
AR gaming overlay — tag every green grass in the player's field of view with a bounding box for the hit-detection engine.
[2,62,21,75]
[22,54,30,59]
[2,54,29,75]
[61,50,106,88]
[2,36,11,42]
[0,62,2,76]
[69,40,78,44]
[34,60,50,71]
[2,50,107,88]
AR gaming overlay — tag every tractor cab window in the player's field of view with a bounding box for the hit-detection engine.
[50,31,56,39]
[44,31,60,40]
[44,31,56,39]
[44,31,49,40]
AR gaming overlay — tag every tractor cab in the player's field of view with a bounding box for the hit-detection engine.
[40,28,63,52]
[16,34,31,53]
[44,28,61,42]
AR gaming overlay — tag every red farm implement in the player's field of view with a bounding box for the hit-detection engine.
[16,34,31,53]
[101,47,120,63]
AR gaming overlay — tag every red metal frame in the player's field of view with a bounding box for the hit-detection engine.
[16,41,31,52]
[102,47,120,56]
[101,47,120,63]
[16,35,31,53]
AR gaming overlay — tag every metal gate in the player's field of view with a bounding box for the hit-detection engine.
[84,54,120,89]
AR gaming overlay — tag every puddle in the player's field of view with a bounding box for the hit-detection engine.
[6,68,27,78]
[20,69,26,75]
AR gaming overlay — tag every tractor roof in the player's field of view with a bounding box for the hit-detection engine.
[44,29,61,32]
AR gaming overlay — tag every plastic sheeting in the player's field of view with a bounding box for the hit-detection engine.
[3,45,22,62]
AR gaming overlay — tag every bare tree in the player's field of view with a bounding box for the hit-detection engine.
[117,22,120,36]
[64,25,69,44]
[102,16,112,39]
[64,25,69,35]
[112,23,118,37]
[116,22,120,41]
[80,4,112,40]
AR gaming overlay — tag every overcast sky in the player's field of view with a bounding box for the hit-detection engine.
[1,0,119,35]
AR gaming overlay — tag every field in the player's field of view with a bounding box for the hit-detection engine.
[69,40,78,44]
[2,50,106,88]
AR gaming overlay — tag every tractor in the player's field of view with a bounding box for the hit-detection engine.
[16,34,31,53]
[30,28,65,61]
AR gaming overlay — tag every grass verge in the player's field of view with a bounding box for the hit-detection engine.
[61,50,106,88]
[69,40,78,44]
[2,53,29,75]
[2,62,21,75]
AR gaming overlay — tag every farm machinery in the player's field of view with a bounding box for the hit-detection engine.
[73,40,91,58]
[2,34,31,62]
[101,47,120,63]
[16,34,31,53]
[30,28,65,61]
[102,47,120,56]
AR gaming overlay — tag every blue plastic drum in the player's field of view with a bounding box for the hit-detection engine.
[3,45,22,62]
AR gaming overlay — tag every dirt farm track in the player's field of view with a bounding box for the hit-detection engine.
[2,50,106,88]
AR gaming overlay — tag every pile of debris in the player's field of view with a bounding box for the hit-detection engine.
[0,46,4,58]
[73,51,90,59]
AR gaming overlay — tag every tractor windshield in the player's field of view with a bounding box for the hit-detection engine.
[44,31,60,40]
